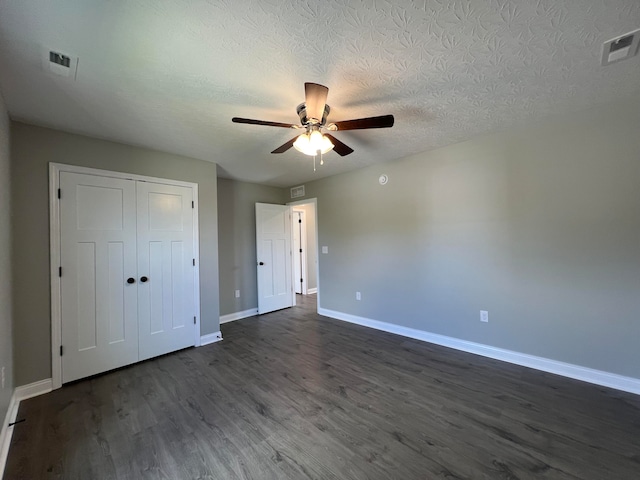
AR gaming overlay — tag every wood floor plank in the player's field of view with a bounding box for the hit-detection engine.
[5,294,640,479]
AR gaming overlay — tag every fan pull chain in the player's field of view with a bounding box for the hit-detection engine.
[312,150,324,172]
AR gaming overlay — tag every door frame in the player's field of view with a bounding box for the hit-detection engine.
[49,163,202,390]
[292,209,308,295]
[287,198,320,310]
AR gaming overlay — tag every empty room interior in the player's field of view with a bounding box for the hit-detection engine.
[1,1,640,479]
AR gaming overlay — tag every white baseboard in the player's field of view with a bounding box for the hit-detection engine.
[220,308,258,324]
[200,331,223,346]
[14,379,52,402]
[318,308,640,396]
[306,288,317,295]
[1,378,52,478]
[0,391,18,480]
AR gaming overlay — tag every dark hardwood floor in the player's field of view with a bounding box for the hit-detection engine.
[5,294,640,479]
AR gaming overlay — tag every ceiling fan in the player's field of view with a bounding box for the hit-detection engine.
[232,83,394,164]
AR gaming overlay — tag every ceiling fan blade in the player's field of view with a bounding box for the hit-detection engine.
[324,134,354,156]
[333,114,394,131]
[271,136,298,154]
[232,117,295,128]
[304,83,329,122]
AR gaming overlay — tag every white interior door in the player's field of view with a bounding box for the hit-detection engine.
[256,203,293,314]
[137,181,196,361]
[60,172,139,383]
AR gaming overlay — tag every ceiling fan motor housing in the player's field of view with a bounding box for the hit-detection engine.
[297,103,330,127]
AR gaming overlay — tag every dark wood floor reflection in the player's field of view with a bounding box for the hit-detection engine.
[5,294,640,479]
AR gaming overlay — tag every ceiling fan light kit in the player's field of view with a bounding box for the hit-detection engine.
[293,129,334,156]
[232,82,394,170]
[293,129,334,171]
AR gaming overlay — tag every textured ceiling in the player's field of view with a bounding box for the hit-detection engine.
[1,0,640,187]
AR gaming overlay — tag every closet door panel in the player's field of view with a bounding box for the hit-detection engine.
[137,181,196,360]
[60,172,138,383]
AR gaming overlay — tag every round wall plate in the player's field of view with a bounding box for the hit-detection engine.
[379,174,389,185]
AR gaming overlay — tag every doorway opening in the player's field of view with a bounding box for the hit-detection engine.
[288,199,319,307]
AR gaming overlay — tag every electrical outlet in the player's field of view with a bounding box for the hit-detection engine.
[322,246,329,254]
[480,310,489,323]
[356,292,361,301]
[235,290,240,298]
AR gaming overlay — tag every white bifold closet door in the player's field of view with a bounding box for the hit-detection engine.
[137,181,195,361]
[60,172,196,383]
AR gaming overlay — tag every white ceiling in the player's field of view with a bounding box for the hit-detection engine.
[1,1,639,187]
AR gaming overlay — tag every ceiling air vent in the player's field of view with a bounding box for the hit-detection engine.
[602,29,640,66]
[290,185,305,199]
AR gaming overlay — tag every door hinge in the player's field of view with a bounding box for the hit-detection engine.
[192,258,195,266]
[59,266,62,277]
[60,345,64,356]
[192,201,194,209]
[58,188,61,199]
[193,316,196,325]
[300,278,303,283]
[299,248,303,253]
[299,219,302,223]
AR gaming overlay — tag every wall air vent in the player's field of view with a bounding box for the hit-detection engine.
[49,51,70,68]
[42,48,79,79]
[290,185,305,199]
[602,29,640,66]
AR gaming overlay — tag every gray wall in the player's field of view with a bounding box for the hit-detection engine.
[217,178,286,316]
[11,122,220,386]
[0,93,13,420]
[299,99,640,379]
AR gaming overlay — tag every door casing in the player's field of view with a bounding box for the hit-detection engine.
[292,209,307,295]
[49,163,201,390]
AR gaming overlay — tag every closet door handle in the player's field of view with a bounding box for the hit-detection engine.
[140,276,149,283]
[259,262,264,266]
[126,277,135,284]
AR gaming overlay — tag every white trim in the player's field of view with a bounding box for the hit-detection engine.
[306,288,317,295]
[191,184,202,347]
[0,392,18,479]
[49,163,199,188]
[220,308,258,324]
[49,163,201,389]
[14,379,53,402]
[49,164,62,390]
[318,308,640,396]
[200,331,223,346]
[1,379,52,478]
[292,209,308,295]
